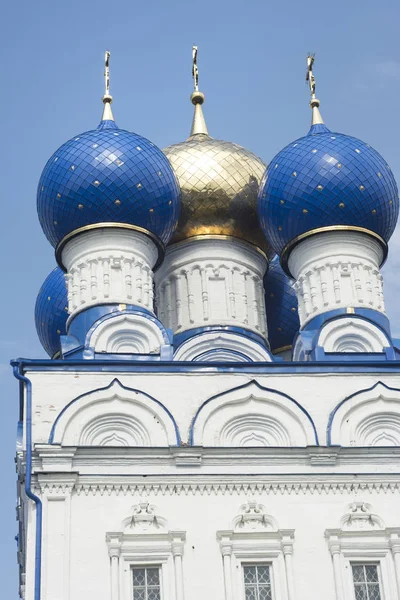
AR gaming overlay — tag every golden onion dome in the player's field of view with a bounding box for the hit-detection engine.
[163,48,271,255]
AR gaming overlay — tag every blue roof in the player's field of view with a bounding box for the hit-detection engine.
[264,256,299,353]
[37,119,180,248]
[258,126,399,255]
[34,267,68,358]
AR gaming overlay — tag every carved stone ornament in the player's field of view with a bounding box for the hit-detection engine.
[233,500,278,532]
[341,502,385,531]
[123,501,167,532]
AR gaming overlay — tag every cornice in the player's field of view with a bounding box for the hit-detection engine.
[29,445,400,473]
[32,475,400,497]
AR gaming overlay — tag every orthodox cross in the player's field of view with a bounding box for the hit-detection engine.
[104,50,111,97]
[306,53,316,98]
[192,45,199,92]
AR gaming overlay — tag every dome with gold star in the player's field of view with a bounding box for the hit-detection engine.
[163,49,272,256]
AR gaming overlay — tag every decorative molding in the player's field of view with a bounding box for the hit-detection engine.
[106,501,186,600]
[233,500,278,531]
[62,228,159,318]
[288,231,385,327]
[340,502,385,531]
[217,501,295,600]
[88,313,168,355]
[317,317,389,353]
[329,381,400,446]
[173,331,272,363]
[122,501,167,532]
[325,502,400,600]
[155,237,268,338]
[37,474,78,497]
[50,378,179,447]
[79,413,151,447]
[39,479,400,497]
[191,380,317,447]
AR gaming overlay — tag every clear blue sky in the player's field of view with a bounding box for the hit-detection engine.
[2,0,400,595]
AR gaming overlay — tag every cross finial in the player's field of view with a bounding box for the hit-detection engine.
[192,45,199,92]
[306,53,316,99]
[104,50,111,98]
[100,49,115,123]
[189,45,208,136]
[305,53,325,128]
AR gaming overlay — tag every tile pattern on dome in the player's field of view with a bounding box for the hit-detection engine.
[258,131,399,255]
[164,135,272,255]
[264,256,299,352]
[38,126,180,247]
[35,267,68,357]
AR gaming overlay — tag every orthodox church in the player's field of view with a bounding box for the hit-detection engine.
[12,49,400,600]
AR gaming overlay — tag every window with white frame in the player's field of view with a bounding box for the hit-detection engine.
[217,501,295,600]
[243,564,274,600]
[352,564,381,600]
[132,566,161,600]
[325,502,400,600]
[106,501,186,600]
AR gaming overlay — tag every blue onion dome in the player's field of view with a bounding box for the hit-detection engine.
[163,52,272,257]
[258,57,399,270]
[35,267,68,358]
[37,64,180,251]
[264,256,299,354]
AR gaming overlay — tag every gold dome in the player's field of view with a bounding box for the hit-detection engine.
[163,133,270,253]
[163,46,271,255]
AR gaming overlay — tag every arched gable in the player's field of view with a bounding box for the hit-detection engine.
[49,378,180,447]
[328,381,400,446]
[190,380,318,446]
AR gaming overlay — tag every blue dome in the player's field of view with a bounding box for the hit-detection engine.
[35,267,68,357]
[258,124,399,257]
[37,120,180,248]
[264,256,299,353]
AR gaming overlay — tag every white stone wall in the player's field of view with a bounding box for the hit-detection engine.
[20,368,400,600]
[25,370,400,448]
[26,471,400,600]
[288,231,385,326]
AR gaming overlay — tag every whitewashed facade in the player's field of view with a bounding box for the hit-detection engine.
[14,363,400,600]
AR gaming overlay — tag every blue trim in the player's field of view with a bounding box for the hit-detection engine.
[84,307,171,350]
[193,348,254,362]
[11,357,400,374]
[188,379,319,445]
[11,360,42,600]
[174,326,269,350]
[326,380,400,445]
[302,308,391,337]
[48,377,181,446]
[63,305,172,359]
[67,304,167,339]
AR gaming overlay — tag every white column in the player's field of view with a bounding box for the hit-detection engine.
[39,477,75,600]
[172,536,185,600]
[155,237,268,339]
[330,544,344,600]
[110,552,120,600]
[106,536,121,600]
[287,231,385,327]
[61,228,159,320]
[220,541,233,600]
[390,536,400,596]
[282,539,295,600]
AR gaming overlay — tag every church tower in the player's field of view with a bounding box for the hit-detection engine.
[13,50,400,600]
